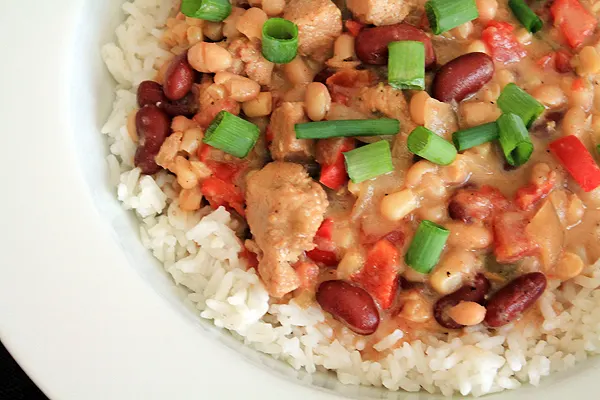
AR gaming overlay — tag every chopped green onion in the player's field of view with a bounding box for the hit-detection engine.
[203,111,259,158]
[407,126,457,166]
[181,0,231,22]
[343,141,394,183]
[497,113,534,167]
[388,41,425,90]
[405,220,450,274]
[452,122,500,152]
[597,144,600,155]
[295,119,399,140]
[508,0,543,33]
[425,0,479,35]
[262,18,299,64]
[497,83,545,128]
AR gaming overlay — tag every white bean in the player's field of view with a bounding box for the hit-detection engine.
[380,189,419,221]
[242,92,273,117]
[304,82,332,122]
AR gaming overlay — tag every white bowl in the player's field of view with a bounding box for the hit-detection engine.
[0,0,598,398]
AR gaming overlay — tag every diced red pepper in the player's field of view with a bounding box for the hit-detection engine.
[319,139,356,190]
[537,50,573,73]
[481,21,527,64]
[200,177,246,216]
[240,247,259,269]
[345,20,365,37]
[554,50,574,73]
[537,53,555,69]
[206,161,246,182]
[549,135,600,192]
[294,261,320,290]
[351,240,399,309]
[198,144,247,182]
[307,218,339,265]
[320,160,349,190]
[198,144,212,162]
[315,218,334,240]
[362,229,405,247]
[306,248,338,266]
[493,212,538,263]
[515,172,557,210]
[479,185,511,212]
[572,77,586,91]
[551,0,597,48]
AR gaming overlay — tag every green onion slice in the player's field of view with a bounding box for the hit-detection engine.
[262,18,299,64]
[343,141,394,183]
[508,0,543,33]
[405,220,450,274]
[452,122,500,152]
[407,126,457,166]
[425,0,479,35]
[497,83,545,128]
[497,113,534,167]
[203,111,260,158]
[295,119,399,140]
[180,0,232,22]
[388,41,425,90]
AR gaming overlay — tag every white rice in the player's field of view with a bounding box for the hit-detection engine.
[101,0,600,396]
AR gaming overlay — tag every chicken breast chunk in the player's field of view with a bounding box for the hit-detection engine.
[268,102,314,162]
[284,0,342,61]
[246,162,328,297]
[347,0,416,26]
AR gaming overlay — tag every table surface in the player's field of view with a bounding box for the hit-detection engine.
[1,342,48,400]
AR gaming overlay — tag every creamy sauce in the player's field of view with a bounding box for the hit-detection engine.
[148,0,600,353]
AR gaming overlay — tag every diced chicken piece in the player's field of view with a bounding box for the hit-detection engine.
[268,102,314,162]
[246,162,329,297]
[227,37,275,86]
[347,0,415,26]
[354,84,415,136]
[224,38,273,85]
[284,0,342,62]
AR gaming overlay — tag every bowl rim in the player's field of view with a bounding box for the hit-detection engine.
[0,1,338,399]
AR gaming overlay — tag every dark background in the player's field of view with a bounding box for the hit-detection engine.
[0,342,48,400]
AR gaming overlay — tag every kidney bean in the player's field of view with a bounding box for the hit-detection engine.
[313,68,335,84]
[134,146,161,175]
[484,272,547,328]
[355,23,436,67]
[448,189,493,224]
[136,105,171,153]
[137,80,167,108]
[316,280,380,335]
[433,274,491,329]
[161,91,199,117]
[163,53,195,101]
[432,53,495,103]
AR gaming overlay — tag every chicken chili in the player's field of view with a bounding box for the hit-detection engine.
[134,0,600,344]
